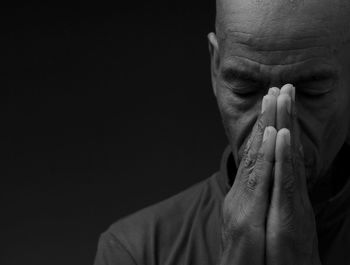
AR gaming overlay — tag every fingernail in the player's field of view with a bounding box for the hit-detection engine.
[261,96,267,114]
[268,87,279,97]
[263,126,271,142]
[281,83,293,94]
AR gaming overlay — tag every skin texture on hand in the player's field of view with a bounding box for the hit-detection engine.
[220,85,322,265]
[220,89,278,265]
[266,85,321,265]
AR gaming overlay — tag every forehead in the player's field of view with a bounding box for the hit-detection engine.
[217,0,348,73]
[218,0,347,39]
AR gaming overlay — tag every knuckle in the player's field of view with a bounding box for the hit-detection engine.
[243,152,268,191]
[242,132,255,157]
[246,177,258,191]
[244,153,256,169]
[255,151,266,163]
[246,171,259,191]
[242,142,250,158]
[256,117,265,134]
[282,173,296,194]
[255,156,267,174]
[245,148,264,165]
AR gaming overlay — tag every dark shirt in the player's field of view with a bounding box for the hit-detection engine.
[94,144,350,265]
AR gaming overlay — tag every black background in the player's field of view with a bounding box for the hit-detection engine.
[2,1,228,264]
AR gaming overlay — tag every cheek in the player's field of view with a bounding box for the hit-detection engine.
[320,86,350,158]
[216,85,260,118]
[298,87,348,143]
[297,96,335,143]
[216,86,261,160]
[297,88,349,178]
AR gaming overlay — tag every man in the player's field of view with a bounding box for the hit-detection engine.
[94,0,350,264]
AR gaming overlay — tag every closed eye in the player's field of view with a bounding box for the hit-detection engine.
[293,70,337,96]
[295,80,334,97]
[221,68,263,96]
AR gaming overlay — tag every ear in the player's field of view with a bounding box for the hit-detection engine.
[208,32,220,97]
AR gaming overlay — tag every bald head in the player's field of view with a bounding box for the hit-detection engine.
[215,0,350,46]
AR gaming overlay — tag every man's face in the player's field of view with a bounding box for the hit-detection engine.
[209,0,350,190]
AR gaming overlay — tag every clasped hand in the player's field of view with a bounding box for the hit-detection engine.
[220,84,322,265]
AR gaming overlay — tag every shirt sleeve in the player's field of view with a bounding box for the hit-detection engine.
[94,232,137,265]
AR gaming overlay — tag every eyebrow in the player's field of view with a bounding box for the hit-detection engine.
[221,67,264,84]
[293,69,338,84]
[221,66,338,85]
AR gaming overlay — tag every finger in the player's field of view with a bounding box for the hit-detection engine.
[283,84,299,144]
[281,84,300,157]
[262,94,277,128]
[282,84,307,194]
[271,128,295,213]
[246,126,277,195]
[238,88,279,164]
[244,126,277,226]
[268,87,280,97]
[276,93,292,131]
[277,84,294,131]
[237,94,277,179]
[288,85,309,201]
[244,94,277,162]
[280,83,295,101]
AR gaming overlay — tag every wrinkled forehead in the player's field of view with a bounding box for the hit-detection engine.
[216,0,350,49]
